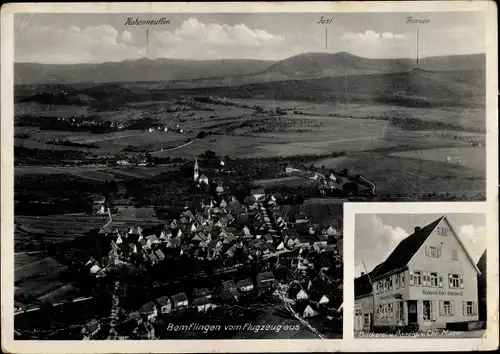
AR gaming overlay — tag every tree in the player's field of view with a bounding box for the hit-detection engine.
[200,150,217,159]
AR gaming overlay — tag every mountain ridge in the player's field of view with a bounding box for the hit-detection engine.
[15,52,485,86]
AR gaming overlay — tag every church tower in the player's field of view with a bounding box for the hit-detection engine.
[194,158,199,181]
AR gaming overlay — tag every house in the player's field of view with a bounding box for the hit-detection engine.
[303,304,319,318]
[155,296,172,314]
[354,216,481,332]
[319,295,330,305]
[155,249,165,261]
[133,321,155,339]
[296,289,309,301]
[251,188,266,201]
[128,311,143,325]
[171,293,189,309]
[220,289,239,302]
[221,280,237,292]
[236,278,254,293]
[193,288,212,300]
[81,319,100,339]
[193,297,215,312]
[256,271,275,289]
[138,301,157,321]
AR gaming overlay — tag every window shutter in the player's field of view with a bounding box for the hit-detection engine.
[432,300,437,321]
[451,300,455,316]
[439,274,443,288]
[439,300,444,316]
[460,275,464,289]
[410,271,414,286]
[425,246,429,256]
[473,301,478,315]
[462,301,466,316]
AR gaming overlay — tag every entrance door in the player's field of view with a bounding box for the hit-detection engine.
[407,300,418,324]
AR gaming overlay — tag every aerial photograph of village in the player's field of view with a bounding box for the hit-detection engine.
[12,11,485,340]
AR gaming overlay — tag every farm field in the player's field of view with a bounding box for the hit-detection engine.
[318,152,485,198]
[390,146,486,172]
[253,176,316,188]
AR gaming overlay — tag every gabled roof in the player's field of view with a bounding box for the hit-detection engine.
[155,296,171,306]
[236,278,254,288]
[371,216,444,280]
[366,215,482,282]
[354,262,383,298]
[171,292,188,304]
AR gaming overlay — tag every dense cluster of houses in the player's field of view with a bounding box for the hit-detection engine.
[81,160,344,339]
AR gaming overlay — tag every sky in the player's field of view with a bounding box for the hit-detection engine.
[354,213,486,278]
[14,12,485,64]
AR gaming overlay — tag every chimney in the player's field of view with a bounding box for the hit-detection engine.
[414,226,421,233]
[361,271,365,276]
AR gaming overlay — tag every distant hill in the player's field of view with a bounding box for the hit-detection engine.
[14,58,273,86]
[163,69,486,108]
[15,52,485,86]
[15,68,485,110]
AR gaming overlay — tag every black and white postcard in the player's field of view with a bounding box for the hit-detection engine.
[1,1,498,353]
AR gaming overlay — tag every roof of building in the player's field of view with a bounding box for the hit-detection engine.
[139,301,156,314]
[236,278,254,288]
[193,297,210,306]
[171,292,188,304]
[256,271,275,283]
[354,263,383,298]
[193,288,211,298]
[83,319,100,333]
[221,280,236,290]
[155,296,171,306]
[370,216,444,280]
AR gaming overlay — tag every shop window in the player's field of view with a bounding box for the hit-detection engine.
[423,300,431,320]
[363,313,370,326]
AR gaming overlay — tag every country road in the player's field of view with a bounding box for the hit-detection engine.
[150,139,197,155]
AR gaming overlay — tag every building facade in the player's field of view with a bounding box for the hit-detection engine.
[355,216,481,332]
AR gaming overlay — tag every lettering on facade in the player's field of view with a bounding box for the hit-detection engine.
[422,289,463,296]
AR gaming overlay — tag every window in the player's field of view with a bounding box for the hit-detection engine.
[388,303,394,318]
[449,274,463,289]
[423,300,431,320]
[437,227,448,236]
[410,271,422,286]
[452,250,458,260]
[442,301,452,316]
[465,301,475,316]
[427,246,441,258]
[430,272,439,287]
[398,302,404,322]
[422,273,430,287]
[363,313,370,326]
[395,274,400,289]
[400,273,405,288]
[387,276,393,291]
[355,309,362,315]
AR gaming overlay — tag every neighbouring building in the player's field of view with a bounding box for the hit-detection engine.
[236,278,254,293]
[171,293,189,309]
[354,216,481,332]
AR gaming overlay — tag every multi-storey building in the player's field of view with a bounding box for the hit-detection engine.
[355,216,481,332]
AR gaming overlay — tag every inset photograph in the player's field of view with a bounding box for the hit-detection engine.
[354,213,486,338]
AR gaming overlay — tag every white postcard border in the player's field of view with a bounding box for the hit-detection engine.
[2,1,498,353]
